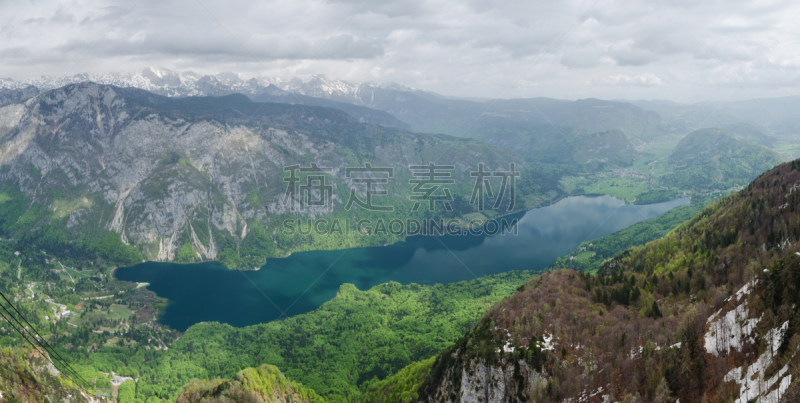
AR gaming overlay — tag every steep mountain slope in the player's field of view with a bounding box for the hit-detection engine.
[0,347,94,403]
[409,159,800,402]
[0,85,40,106]
[722,122,778,148]
[0,83,539,269]
[249,86,410,130]
[661,128,785,190]
[177,365,324,403]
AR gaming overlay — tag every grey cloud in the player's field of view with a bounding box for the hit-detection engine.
[50,5,76,24]
[2,0,800,101]
[54,32,384,61]
[611,49,658,67]
[592,73,663,87]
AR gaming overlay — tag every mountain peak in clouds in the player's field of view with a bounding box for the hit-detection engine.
[0,69,419,103]
[215,71,246,86]
[141,67,183,87]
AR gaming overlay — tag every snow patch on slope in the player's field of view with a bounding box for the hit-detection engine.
[724,321,791,403]
[705,299,760,356]
[705,280,764,356]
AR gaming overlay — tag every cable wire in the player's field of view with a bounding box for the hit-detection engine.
[0,305,87,388]
[0,301,90,388]
[0,293,91,387]
[0,305,89,389]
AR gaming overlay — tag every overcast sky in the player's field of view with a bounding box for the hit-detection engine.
[2,0,800,102]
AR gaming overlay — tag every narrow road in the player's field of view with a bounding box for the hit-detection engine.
[58,261,75,283]
[82,295,114,300]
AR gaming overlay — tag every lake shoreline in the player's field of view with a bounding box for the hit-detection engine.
[114,195,688,331]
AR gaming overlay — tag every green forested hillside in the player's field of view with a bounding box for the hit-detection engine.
[0,347,92,403]
[661,128,785,189]
[0,83,550,271]
[412,159,800,403]
[176,365,325,403]
[61,271,533,402]
[361,357,435,403]
[721,122,777,147]
[549,194,720,272]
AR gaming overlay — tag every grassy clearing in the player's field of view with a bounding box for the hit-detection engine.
[774,142,800,161]
[51,196,93,219]
[562,175,651,202]
[62,265,91,279]
[107,304,132,321]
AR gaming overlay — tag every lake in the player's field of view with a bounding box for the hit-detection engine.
[115,195,688,331]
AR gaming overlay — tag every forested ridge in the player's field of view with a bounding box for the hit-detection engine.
[176,365,325,403]
[61,158,800,402]
[0,84,792,403]
[410,159,800,402]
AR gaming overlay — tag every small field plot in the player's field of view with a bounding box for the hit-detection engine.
[63,266,92,279]
[107,304,132,321]
[564,175,651,203]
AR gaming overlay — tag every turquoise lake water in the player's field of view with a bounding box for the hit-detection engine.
[115,195,688,331]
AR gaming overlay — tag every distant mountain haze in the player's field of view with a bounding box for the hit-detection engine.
[4,68,800,144]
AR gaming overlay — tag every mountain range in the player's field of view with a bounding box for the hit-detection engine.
[401,159,800,403]
[149,157,800,403]
[0,82,547,270]
[0,73,796,403]
[8,67,796,142]
[0,78,788,272]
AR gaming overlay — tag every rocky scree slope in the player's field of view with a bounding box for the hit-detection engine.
[407,159,800,403]
[0,83,538,269]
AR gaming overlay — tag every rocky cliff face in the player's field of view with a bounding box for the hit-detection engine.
[0,83,535,268]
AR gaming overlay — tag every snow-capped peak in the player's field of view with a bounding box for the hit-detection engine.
[0,68,417,107]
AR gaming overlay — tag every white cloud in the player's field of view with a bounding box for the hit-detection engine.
[592,73,663,87]
[1,0,800,102]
